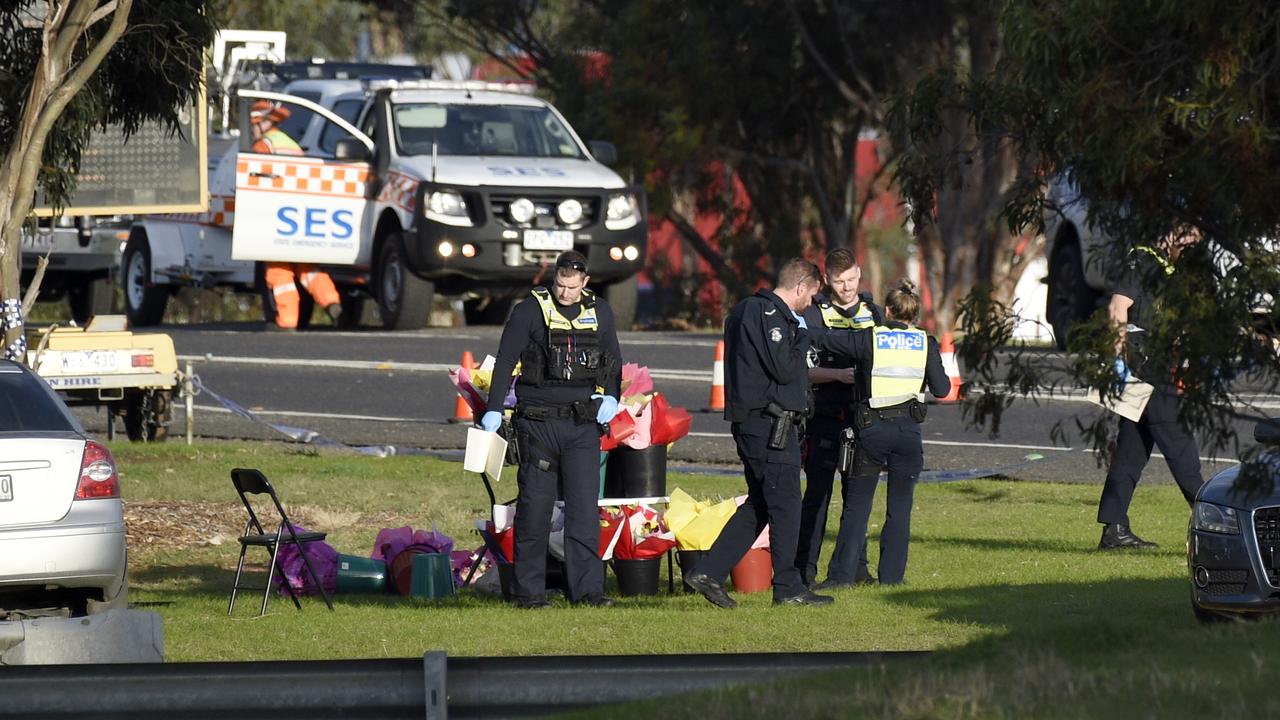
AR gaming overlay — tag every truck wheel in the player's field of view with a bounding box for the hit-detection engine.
[123,389,171,442]
[603,275,638,331]
[122,234,169,327]
[376,234,433,330]
[68,276,115,325]
[1046,238,1097,350]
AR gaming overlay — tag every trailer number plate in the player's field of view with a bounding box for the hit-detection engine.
[522,229,573,251]
[0,475,11,502]
[60,351,118,374]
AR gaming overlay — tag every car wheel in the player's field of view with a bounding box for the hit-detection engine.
[376,233,434,330]
[123,389,171,442]
[68,276,115,325]
[602,275,638,331]
[122,233,169,327]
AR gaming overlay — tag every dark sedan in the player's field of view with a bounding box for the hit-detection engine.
[1188,417,1280,621]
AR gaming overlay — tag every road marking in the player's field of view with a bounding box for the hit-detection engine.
[191,403,437,423]
[180,353,715,382]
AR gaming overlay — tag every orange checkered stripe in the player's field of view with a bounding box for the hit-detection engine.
[236,158,369,197]
[158,195,235,227]
[378,170,419,214]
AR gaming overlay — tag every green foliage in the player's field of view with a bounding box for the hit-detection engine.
[0,1,218,212]
[896,0,1280,447]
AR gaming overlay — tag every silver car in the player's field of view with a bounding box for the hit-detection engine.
[0,360,127,618]
[1188,417,1280,621]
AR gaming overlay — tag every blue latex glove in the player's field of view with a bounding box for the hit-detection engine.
[793,312,808,330]
[479,410,503,433]
[1114,357,1130,388]
[592,394,620,424]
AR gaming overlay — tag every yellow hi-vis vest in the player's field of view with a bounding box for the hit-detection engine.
[868,326,928,408]
[525,286,604,388]
[819,301,876,330]
[530,287,599,330]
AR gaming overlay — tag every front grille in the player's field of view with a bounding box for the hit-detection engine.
[1253,506,1280,585]
[1204,582,1247,596]
[489,194,600,230]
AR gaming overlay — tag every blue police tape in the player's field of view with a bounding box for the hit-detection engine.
[191,375,433,458]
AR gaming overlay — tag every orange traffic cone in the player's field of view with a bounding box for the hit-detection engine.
[707,340,726,412]
[938,333,962,403]
[450,351,476,423]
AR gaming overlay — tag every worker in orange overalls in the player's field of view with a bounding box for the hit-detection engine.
[249,99,343,331]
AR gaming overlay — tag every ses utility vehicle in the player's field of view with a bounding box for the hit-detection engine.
[122,79,647,330]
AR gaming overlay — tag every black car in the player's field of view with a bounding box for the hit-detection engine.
[1188,417,1280,621]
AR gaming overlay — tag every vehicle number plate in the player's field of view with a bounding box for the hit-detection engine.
[59,351,118,374]
[522,229,573,251]
[0,475,11,502]
[21,232,55,252]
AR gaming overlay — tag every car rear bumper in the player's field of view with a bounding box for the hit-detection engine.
[0,521,126,592]
[1188,528,1280,612]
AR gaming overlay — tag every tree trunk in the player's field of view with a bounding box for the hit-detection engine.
[1,0,134,361]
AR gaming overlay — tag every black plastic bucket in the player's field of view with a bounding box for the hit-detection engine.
[604,444,668,498]
[612,558,661,596]
[675,550,707,593]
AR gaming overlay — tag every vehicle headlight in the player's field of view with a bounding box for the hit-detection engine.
[605,193,640,231]
[425,190,472,227]
[508,197,536,224]
[1193,501,1240,535]
[557,198,583,225]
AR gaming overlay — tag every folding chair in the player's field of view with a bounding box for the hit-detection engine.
[227,468,334,616]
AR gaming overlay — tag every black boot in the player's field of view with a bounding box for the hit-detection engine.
[1099,523,1158,550]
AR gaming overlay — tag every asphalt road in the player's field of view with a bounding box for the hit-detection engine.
[71,321,1278,487]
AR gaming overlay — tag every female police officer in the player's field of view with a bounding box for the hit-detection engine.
[480,251,623,608]
[813,280,949,587]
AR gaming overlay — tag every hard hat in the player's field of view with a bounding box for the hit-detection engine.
[249,99,290,124]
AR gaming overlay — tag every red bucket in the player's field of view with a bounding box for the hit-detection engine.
[729,547,771,593]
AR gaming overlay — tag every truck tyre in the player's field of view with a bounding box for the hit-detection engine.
[123,388,171,442]
[68,276,115,326]
[1047,237,1098,350]
[122,233,169,327]
[376,233,433,330]
[603,275,638,331]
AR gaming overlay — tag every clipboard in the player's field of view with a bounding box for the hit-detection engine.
[1085,379,1154,422]
[464,427,508,484]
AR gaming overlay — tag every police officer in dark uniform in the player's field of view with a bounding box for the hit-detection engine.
[814,280,949,586]
[1097,238,1204,549]
[685,258,835,608]
[480,251,623,608]
[795,248,882,587]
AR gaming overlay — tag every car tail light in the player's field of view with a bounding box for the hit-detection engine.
[75,441,120,500]
[131,353,154,367]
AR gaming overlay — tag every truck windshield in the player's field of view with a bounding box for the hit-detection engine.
[393,103,584,159]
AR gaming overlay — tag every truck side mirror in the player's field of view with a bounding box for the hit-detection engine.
[589,140,617,166]
[334,138,370,161]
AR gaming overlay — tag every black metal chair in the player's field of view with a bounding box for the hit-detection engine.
[227,468,334,616]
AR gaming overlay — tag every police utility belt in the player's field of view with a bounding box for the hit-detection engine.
[853,400,927,429]
[745,402,804,451]
[515,401,597,424]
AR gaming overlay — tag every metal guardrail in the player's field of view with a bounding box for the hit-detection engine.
[0,650,926,719]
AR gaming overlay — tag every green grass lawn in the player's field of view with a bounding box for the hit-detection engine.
[111,440,1280,718]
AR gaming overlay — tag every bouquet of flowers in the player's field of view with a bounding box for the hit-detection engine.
[449,355,516,414]
[273,524,338,596]
[613,364,693,450]
[666,488,740,551]
[611,503,677,560]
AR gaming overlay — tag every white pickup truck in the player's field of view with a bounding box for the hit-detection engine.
[122,79,647,329]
